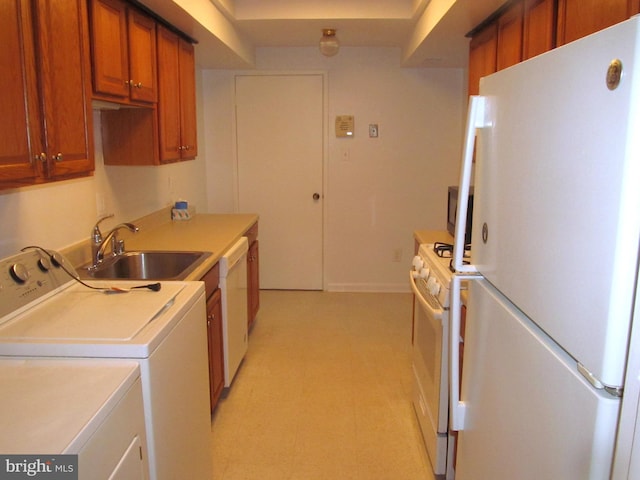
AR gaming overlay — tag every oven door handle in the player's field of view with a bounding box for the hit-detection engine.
[409,271,443,319]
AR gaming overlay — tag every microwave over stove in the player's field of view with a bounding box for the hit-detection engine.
[447,186,474,244]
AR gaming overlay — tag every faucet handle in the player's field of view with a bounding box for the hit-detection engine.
[92,214,114,242]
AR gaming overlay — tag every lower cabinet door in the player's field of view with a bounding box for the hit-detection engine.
[207,288,224,411]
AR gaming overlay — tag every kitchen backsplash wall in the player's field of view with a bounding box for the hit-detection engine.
[0,74,208,259]
[202,47,464,291]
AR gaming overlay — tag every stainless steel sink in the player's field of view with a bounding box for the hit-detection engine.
[79,250,212,280]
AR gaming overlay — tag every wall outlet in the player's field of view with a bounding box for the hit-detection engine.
[369,124,379,138]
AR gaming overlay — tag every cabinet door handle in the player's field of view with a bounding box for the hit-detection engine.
[34,152,46,163]
[134,82,143,89]
[52,153,63,162]
[125,79,132,86]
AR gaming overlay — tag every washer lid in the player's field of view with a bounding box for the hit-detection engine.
[0,358,140,453]
[0,283,185,341]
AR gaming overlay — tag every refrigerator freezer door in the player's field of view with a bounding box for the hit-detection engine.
[473,17,640,387]
[456,279,620,480]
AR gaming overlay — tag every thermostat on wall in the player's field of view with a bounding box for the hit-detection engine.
[335,115,354,137]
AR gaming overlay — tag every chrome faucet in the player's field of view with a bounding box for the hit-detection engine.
[90,215,139,268]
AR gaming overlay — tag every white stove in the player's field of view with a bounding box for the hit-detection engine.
[410,243,466,479]
[0,248,212,480]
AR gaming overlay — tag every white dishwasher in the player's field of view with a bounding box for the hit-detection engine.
[220,236,249,386]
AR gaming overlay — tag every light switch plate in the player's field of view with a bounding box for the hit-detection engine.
[369,124,379,138]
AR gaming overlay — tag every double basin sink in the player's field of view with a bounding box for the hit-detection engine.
[79,251,212,281]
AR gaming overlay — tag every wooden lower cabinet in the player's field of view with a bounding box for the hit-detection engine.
[245,222,260,330]
[206,288,224,412]
[202,263,224,412]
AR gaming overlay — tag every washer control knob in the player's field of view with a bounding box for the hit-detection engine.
[50,253,64,267]
[9,263,30,283]
[38,257,51,272]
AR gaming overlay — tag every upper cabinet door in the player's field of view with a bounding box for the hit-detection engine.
[523,0,557,60]
[468,23,498,96]
[178,38,197,159]
[157,26,197,163]
[557,0,640,45]
[497,1,524,70]
[0,0,41,184]
[127,10,157,103]
[89,0,157,104]
[157,25,182,163]
[90,0,129,99]
[34,0,94,179]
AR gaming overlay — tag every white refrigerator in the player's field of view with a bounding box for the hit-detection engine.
[449,17,640,479]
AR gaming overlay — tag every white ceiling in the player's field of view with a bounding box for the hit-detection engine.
[139,0,505,68]
[225,0,427,48]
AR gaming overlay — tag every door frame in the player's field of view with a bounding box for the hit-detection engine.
[231,71,329,290]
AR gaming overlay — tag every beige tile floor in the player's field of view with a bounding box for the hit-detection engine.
[210,290,436,480]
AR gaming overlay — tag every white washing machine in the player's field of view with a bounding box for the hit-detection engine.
[0,248,212,480]
[0,358,148,479]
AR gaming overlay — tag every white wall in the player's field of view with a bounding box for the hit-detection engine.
[202,47,464,291]
[0,72,208,258]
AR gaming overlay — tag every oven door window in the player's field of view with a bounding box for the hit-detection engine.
[413,293,449,434]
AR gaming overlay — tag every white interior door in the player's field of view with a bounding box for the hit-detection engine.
[235,74,323,290]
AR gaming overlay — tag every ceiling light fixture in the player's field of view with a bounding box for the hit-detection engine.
[319,28,339,57]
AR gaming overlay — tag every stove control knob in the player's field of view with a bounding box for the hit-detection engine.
[412,255,424,271]
[427,277,441,296]
[9,263,30,284]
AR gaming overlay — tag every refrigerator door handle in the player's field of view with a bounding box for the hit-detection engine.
[577,363,623,398]
[453,95,489,273]
[450,273,481,431]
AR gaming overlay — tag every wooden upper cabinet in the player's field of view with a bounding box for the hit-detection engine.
[497,1,524,70]
[1,0,93,189]
[126,10,157,103]
[0,0,40,185]
[468,23,498,96]
[34,0,94,179]
[179,38,198,160]
[557,0,640,45]
[523,0,557,60]
[157,25,197,163]
[90,0,157,104]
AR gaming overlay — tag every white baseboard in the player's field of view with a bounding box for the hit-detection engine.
[326,283,411,293]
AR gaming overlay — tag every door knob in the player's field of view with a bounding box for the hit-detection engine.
[313,193,321,200]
